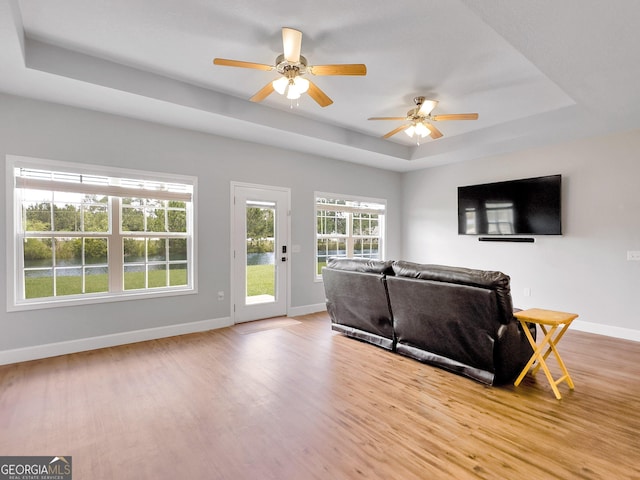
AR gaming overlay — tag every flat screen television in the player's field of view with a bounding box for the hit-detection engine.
[458,174,562,235]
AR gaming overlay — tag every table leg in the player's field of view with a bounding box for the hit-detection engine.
[532,323,572,378]
[546,324,575,390]
[515,321,575,399]
[534,327,564,400]
[514,321,556,387]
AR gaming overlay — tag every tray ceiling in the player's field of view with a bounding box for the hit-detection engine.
[1,0,639,172]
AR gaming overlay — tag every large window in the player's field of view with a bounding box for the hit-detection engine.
[7,156,196,310]
[315,193,386,278]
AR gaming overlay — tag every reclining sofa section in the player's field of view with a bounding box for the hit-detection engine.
[322,258,535,385]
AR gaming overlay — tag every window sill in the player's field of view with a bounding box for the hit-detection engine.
[8,286,197,312]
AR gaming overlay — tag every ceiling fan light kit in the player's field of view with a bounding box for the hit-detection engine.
[273,76,309,100]
[406,121,430,138]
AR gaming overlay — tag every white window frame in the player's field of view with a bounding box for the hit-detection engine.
[6,155,197,311]
[314,192,386,281]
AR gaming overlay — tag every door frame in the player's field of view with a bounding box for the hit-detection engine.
[230,181,291,324]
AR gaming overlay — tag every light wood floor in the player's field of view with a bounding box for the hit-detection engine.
[1,312,639,479]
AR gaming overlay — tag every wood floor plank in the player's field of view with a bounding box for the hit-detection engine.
[1,312,639,479]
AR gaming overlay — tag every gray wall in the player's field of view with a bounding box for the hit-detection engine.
[3,91,638,355]
[401,128,640,337]
[0,93,402,352]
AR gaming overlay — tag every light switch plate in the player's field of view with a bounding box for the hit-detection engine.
[627,251,640,261]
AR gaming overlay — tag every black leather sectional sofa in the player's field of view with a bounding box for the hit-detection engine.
[322,257,535,385]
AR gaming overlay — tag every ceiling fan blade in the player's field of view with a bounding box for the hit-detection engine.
[249,82,275,102]
[432,113,479,121]
[427,123,444,139]
[368,117,407,121]
[418,100,438,116]
[307,80,333,107]
[309,64,367,76]
[282,27,302,63]
[213,58,274,71]
[383,124,410,139]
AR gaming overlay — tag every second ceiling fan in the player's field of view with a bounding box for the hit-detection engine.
[369,97,479,142]
[213,27,366,107]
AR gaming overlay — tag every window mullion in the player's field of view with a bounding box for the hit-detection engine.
[346,213,354,257]
[109,196,124,293]
[15,234,25,301]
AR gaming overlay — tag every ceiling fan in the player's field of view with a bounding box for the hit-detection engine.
[213,27,366,107]
[369,97,479,142]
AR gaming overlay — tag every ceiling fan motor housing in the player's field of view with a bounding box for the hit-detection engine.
[275,54,308,76]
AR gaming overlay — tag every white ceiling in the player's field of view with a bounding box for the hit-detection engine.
[1,0,640,172]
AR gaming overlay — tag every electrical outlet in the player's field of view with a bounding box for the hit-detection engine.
[217,291,225,300]
[627,251,640,261]
[523,288,531,297]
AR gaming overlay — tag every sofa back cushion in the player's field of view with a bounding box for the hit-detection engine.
[322,266,394,341]
[392,261,514,324]
[327,257,394,275]
[387,276,501,374]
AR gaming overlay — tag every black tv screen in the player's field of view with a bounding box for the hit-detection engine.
[458,174,562,235]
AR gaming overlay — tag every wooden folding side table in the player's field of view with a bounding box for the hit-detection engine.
[513,308,579,400]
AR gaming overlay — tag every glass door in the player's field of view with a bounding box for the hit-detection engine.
[232,184,289,323]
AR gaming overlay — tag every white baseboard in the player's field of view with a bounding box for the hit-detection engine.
[0,316,232,366]
[288,303,326,317]
[571,320,640,342]
[0,302,328,366]
[4,308,634,367]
